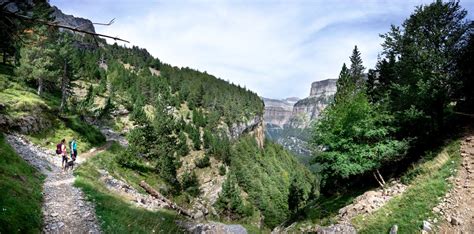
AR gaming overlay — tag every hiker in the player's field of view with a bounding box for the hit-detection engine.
[59,139,68,169]
[70,138,77,161]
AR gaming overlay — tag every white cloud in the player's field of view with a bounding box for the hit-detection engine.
[51,0,474,99]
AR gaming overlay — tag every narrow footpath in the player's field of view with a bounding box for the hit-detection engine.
[6,134,101,233]
[437,130,474,233]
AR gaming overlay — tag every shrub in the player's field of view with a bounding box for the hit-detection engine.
[195,154,210,168]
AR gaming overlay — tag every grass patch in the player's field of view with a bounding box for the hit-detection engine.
[74,143,183,233]
[0,133,45,233]
[352,140,461,233]
[28,115,105,154]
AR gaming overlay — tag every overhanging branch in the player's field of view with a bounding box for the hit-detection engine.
[2,10,129,43]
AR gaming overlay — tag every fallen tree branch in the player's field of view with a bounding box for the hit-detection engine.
[453,111,474,118]
[139,180,195,219]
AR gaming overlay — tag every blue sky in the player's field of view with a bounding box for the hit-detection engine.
[50,0,474,99]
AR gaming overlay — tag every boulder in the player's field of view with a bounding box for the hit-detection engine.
[422,220,432,232]
[389,224,398,234]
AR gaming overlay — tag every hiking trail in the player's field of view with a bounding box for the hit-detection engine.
[5,128,123,233]
[435,129,474,233]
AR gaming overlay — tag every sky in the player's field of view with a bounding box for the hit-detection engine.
[50,0,474,99]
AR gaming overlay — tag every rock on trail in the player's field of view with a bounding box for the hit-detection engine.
[6,134,101,233]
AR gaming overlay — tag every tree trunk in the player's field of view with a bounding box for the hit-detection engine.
[37,77,43,96]
[376,169,386,185]
[60,59,68,112]
[373,172,384,187]
[139,181,195,219]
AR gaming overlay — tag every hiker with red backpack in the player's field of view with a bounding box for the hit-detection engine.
[56,139,68,169]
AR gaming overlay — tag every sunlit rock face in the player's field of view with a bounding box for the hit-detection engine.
[263,97,298,128]
[263,79,337,161]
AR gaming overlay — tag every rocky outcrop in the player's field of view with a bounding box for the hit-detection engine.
[178,221,248,234]
[310,79,337,97]
[0,114,52,134]
[229,115,265,148]
[51,6,95,34]
[337,181,407,222]
[291,79,337,128]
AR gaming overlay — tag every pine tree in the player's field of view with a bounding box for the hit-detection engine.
[215,174,247,220]
[288,176,309,215]
[334,63,352,104]
[349,45,365,86]
[16,26,58,96]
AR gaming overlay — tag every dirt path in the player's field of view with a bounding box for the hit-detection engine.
[436,133,474,233]
[6,134,101,233]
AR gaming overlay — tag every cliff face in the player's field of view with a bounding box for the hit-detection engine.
[263,79,337,160]
[292,79,337,127]
[228,115,265,148]
[263,79,336,129]
[263,97,298,128]
[51,6,96,34]
[310,79,337,97]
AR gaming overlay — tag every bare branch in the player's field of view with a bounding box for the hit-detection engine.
[2,10,129,43]
[93,18,115,26]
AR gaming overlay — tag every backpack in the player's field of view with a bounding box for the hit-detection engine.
[56,143,62,155]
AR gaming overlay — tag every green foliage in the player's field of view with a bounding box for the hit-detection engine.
[334,63,352,104]
[313,47,408,185]
[186,124,201,150]
[16,26,58,96]
[177,131,190,157]
[313,90,407,182]
[373,1,472,143]
[62,116,106,146]
[230,136,316,228]
[214,173,252,220]
[219,165,227,176]
[192,109,207,128]
[288,176,311,215]
[0,133,44,233]
[456,33,474,110]
[181,170,200,197]
[194,154,211,168]
[349,45,365,86]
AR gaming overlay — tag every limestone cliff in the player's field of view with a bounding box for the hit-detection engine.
[229,116,265,148]
[263,79,336,129]
[263,79,337,161]
[263,97,298,128]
